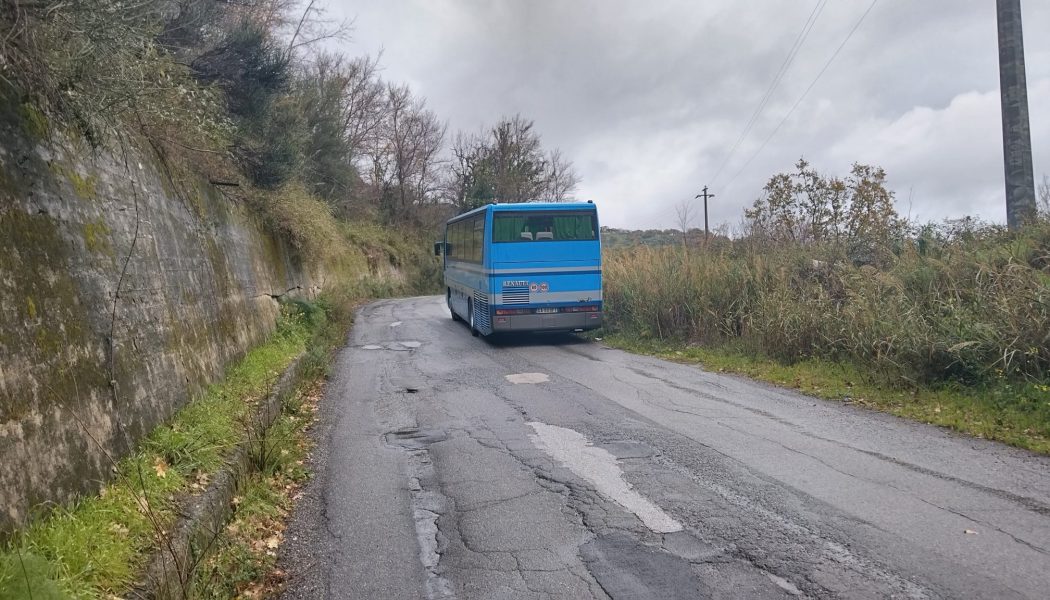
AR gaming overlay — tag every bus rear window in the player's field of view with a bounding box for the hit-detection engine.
[492,212,597,242]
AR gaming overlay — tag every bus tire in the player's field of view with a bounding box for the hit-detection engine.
[448,289,461,321]
[468,300,479,337]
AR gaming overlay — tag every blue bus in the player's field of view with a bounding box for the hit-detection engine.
[436,202,603,336]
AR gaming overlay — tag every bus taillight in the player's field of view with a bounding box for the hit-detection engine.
[495,308,532,316]
[560,305,599,313]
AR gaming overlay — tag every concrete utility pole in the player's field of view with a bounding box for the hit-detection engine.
[997,0,1037,230]
[695,186,715,241]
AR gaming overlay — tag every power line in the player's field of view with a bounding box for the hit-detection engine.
[722,0,880,191]
[710,0,828,186]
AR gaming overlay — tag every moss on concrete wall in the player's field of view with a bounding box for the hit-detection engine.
[0,111,312,534]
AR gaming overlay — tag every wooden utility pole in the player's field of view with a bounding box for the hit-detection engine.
[696,186,715,241]
[997,0,1037,229]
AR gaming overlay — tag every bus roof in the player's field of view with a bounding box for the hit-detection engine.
[448,202,596,223]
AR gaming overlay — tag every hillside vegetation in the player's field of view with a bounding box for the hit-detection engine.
[0,0,580,295]
[604,160,1050,451]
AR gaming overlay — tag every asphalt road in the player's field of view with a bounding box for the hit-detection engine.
[278,296,1050,599]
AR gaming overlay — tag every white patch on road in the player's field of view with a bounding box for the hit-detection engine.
[527,422,683,534]
[400,341,422,348]
[390,321,402,328]
[767,573,803,596]
[362,345,383,350]
[505,372,550,384]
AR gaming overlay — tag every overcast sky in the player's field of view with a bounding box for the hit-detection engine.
[326,0,1049,230]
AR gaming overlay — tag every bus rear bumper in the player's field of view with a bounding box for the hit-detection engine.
[491,311,602,332]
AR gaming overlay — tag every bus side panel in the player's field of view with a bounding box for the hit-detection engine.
[445,264,480,322]
[443,206,493,334]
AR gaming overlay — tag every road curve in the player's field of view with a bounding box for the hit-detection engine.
[279,296,1050,599]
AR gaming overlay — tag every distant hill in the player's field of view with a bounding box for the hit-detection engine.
[600,227,707,249]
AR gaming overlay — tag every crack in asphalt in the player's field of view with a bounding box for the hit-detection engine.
[281,297,1050,600]
[468,354,833,597]
[386,419,610,598]
[526,364,938,598]
[623,359,1050,521]
[382,429,454,599]
[612,358,1050,584]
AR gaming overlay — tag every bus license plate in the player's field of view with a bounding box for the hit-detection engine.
[535,308,558,314]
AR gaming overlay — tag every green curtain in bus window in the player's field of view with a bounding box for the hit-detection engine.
[463,223,471,261]
[462,222,470,260]
[461,222,469,259]
[468,220,477,262]
[473,218,484,261]
[494,217,527,242]
[553,216,590,240]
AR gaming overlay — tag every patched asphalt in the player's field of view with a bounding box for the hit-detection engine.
[278,296,1050,599]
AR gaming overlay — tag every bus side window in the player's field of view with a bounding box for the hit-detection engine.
[450,223,458,260]
[473,217,484,262]
[455,221,463,261]
[458,221,466,261]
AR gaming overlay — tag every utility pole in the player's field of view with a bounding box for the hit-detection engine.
[695,186,715,241]
[997,0,1037,230]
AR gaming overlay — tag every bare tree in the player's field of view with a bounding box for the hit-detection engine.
[542,148,580,202]
[279,3,352,78]
[444,131,489,211]
[340,54,385,159]
[1038,174,1050,217]
[368,83,446,222]
[675,199,695,247]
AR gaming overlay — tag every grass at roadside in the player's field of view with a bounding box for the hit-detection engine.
[192,381,322,599]
[192,294,353,598]
[0,302,322,599]
[598,333,1050,455]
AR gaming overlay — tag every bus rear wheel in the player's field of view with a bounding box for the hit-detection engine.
[468,299,479,337]
[448,289,461,322]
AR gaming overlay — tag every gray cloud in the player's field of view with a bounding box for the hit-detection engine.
[328,0,1050,229]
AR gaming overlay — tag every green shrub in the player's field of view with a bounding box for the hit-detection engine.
[250,183,345,262]
[604,220,1050,387]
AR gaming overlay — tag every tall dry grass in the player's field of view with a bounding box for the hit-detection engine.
[603,221,1050,386]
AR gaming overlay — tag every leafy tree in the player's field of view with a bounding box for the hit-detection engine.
[746,159,904,265]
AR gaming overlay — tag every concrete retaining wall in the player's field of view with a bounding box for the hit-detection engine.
[0,107,312,533]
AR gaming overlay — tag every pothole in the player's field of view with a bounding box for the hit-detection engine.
[384,427,448,450]
[382,427,453,599]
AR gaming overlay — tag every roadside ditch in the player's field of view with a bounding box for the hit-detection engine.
[0,299,348,599]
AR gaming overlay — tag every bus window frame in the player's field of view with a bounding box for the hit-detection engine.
[491,210,598,243]
[445,213,486,265]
